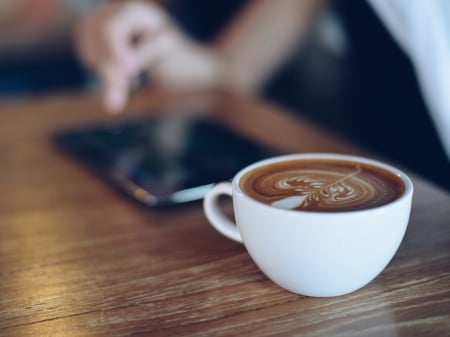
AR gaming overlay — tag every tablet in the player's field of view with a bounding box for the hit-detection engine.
[53,114,277,207]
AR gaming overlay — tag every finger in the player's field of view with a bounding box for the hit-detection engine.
[75,13,129,113]
[99,63,130,113]
[75,2,135,72]
[76,1,175,112]
[104,1,172,74]
[76,2,140,112]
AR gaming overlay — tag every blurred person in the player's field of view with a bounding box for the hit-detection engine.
[75,0,450,189]
[76,0,324,111]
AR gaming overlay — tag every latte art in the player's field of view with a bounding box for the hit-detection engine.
[267,167,378,210]
[240,159,405,212]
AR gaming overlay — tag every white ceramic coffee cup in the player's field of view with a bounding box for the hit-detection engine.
[203,153,413,297]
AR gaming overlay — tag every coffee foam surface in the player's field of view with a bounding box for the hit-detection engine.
[240,159,405,212]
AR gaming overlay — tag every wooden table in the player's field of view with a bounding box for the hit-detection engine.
[1,90,449,336]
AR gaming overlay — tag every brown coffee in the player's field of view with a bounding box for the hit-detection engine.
[239,158,405,212]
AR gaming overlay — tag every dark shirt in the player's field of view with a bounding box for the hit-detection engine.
[169,0,450,190]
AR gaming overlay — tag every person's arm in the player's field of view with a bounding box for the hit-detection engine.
[76,0,327,112]
[215,0,327,92]
[77,0,225,112]
[367,0,450,160]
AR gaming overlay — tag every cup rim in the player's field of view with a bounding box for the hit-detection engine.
[233,152,414,215]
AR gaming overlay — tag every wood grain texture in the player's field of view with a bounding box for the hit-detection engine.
[0,90,449,337]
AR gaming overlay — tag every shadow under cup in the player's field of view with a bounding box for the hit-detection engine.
[203,153,414,297]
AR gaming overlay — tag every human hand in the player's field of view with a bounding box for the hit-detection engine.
[76,0,224,113]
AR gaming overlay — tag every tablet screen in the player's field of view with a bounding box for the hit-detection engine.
[54,115,277,206]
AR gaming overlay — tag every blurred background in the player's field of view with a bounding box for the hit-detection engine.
[1,0,449,191]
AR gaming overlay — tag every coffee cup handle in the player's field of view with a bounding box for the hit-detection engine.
[203,182,243,243]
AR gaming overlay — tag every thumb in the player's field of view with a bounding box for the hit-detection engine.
[127,30,180,75]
